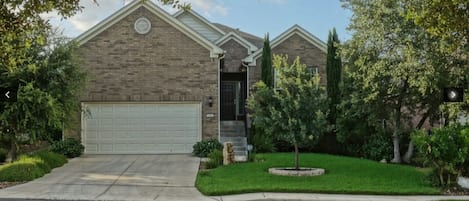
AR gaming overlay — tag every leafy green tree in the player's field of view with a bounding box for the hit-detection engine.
[248,55,327,169]
[340,0,468,163]
[404,0,468,47]
[336,65,390,159]
[0,39,86,161]
[261,33,274,88]
[326,28,342,125]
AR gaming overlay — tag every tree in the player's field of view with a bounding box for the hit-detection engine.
[326,28,342,125]
[248,55,327,169]
[340,0,468,163]
[0,38,86,161]
[261,33,274,88]
[404,0,468,47]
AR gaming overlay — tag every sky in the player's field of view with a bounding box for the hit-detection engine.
[44,0,353,43]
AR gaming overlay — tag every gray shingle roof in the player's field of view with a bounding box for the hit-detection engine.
[212,23,264,48]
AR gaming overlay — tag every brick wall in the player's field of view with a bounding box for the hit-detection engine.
[250,33,327,87]
[77,7,219,139]
[220,39,249,73]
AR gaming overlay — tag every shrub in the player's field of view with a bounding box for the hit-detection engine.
[0,157,47,181]
[206,150,223,169]
[362,132,393,161]
[192,139,223,157]
[412,124,469,186]
[0,151,68,182]
[50,138,84,158]
[34,151,67,168]
[18,155,51,174]
[251,128,275,153]
[248,153,266,163]
[0,148,7,163]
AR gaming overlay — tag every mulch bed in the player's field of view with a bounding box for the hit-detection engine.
[199,161,207,170]
[443,186,469,195]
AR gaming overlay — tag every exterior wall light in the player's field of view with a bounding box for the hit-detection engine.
[208,96,213,107]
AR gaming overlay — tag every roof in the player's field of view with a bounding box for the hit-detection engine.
[75,0,223,58]
[212,23,264,48]
[243,24,327,65]
[215,31,258,54]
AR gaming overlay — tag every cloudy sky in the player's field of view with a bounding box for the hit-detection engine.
[43,0,352,42]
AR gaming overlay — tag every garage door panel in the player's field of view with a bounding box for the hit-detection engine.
[99,144,114,152]
[83,103,201,154]
[86,144,98,152]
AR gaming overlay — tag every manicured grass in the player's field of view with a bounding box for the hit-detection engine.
[196,153,440,195]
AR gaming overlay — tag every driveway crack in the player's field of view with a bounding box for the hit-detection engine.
[94,156,140,199]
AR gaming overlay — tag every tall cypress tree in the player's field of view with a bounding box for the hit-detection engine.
[261,33,273,88]
[326,28,342,125]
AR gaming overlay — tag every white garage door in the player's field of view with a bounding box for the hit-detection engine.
[82,103,201,154]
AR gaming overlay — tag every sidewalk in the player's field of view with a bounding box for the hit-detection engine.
[210,192,469,201]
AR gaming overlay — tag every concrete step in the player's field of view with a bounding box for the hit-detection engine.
[234,150,247,156]
[220,137,247,144]
[220,121,245,126]
[234,146,246,152]
[220,129,244,133]
[221,134,245,137]
[220,128,245,133]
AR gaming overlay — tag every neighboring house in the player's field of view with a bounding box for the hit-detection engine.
[71,1,326,158]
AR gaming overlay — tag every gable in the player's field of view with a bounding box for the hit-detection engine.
[219,39,249,72]
[216,32,258,54]
[75,0,222,58]
[243,25,326,65]
[174,10,225,42]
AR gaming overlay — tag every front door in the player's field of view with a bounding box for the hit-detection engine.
[221,81,237,120]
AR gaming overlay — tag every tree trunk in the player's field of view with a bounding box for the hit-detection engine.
[403,110,430,163]
[391,131,401,163]
[294,142,299,170]
[391,106,402,163]
[7,137,18,163]
[391,79,408,164]
[403,141,413,163]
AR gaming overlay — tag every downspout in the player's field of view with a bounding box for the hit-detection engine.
[217,53,225,142]
[242,62,250,98]
[241,61,250,142]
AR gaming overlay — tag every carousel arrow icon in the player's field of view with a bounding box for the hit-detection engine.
[5,91,10,99]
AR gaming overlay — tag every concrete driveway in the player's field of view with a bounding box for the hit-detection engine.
[0,155,210,201]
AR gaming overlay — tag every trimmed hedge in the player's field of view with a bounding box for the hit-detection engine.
[34,151,67,168]
[0,156,47,181]
[0,151,68,182]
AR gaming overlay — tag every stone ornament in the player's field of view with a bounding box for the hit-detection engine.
[223,142,235,165]
[134,17,151,34]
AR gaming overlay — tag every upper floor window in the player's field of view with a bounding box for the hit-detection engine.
[307,66,319,77]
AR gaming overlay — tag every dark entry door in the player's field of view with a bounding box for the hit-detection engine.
[221,81,236,120]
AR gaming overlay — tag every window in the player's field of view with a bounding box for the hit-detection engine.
[307,66,319,77]
[274,68,282,90]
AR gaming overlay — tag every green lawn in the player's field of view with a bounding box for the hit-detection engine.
[196,153,440,195]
